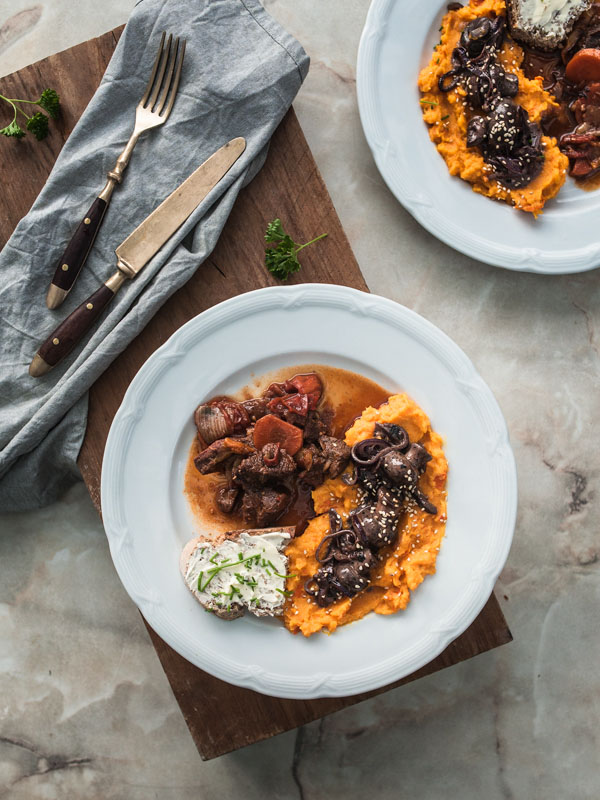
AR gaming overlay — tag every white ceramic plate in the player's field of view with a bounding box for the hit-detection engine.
[101,284,517,698]
[357,0,600,273]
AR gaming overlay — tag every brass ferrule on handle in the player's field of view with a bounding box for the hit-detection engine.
[107,131,141,184]
[106,264,129,290]
[98,132,142,202]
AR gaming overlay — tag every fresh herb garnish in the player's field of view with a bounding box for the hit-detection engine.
[198,552,265,592]
[441,114,450,120]
[0,87,60,141]
[38,88,60,119]
[420,100,438,106]
[264,218,327,281]
[276,588,294,598]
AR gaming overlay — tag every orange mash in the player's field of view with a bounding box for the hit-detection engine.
[417,0,569,215]
[283,393,448,636]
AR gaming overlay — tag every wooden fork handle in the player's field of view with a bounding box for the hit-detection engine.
[46,197,108,309]
[31,270,126,377]
[45,130,140,311]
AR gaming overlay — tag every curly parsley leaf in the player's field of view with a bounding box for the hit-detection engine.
[0,86,60,142]
[38,88,60,120]
[0,120,25,139]
[26,112,49,140]
[264,218,327,281]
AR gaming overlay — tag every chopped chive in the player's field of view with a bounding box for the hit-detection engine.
[420,100,438,106]
[276,588,293,597]
[441,114,450,120]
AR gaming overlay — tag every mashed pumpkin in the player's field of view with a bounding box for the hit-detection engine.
[283,394,448,636]
[418,0,569,215]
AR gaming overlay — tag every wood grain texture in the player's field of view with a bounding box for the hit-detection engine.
[0,28,123,242]
[0,28,512,761]
[50,196,108,293]
[144,593,511,759]
[37,282,116,367]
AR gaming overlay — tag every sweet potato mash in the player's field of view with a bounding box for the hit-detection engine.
[418,0,569,214]
[283,394,448,636]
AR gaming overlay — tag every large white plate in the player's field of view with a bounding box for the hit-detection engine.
[357,0,600,273]
[101,284,517,698]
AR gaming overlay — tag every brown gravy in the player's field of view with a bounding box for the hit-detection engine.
[184,364,391,536]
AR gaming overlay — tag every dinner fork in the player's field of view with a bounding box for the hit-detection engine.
[46,32,186,309]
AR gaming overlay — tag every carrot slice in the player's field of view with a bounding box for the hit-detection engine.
[253,414,303,455]
[565,49,600,84]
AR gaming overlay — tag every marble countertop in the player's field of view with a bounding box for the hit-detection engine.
[1,1,599,798]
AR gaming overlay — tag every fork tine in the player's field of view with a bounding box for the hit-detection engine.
[160,39,186,120]
[140,31,166,107]
[156,37,180,116]
[147,33,172,110]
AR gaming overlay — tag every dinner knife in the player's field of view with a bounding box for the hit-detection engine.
[29,136,246,378]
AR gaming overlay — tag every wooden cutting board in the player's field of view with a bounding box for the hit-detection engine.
[0,27,512,760]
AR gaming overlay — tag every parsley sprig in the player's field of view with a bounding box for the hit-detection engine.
[264,218,327,281]
[0,88,60,141]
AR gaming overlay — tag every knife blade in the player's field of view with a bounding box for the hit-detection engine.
[29,137,246,378]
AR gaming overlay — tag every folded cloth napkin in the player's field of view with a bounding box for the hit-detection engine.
[0,0,308,512]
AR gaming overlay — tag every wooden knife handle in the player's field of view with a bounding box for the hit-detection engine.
[30,282,117,377]
[46,197,108,309]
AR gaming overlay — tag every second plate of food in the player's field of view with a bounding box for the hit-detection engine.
[101,284,517,698]
[357,0,600,273]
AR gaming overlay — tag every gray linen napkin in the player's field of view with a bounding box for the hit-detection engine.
[0,0,308,511]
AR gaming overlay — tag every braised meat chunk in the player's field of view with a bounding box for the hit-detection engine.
[303,410,331,442]
[192,371,353,529]
[233,444,296,489]
[216,486,240,514]
[295,444,326,487]
[194,437,254,474]
[241,488,290,527]
[319,435,351,478]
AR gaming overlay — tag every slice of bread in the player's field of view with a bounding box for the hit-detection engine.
[180,526,294,620]
[507,0,591,50]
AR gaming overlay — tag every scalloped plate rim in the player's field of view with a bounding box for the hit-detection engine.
[101,284,517,698]
[356,0,600,274]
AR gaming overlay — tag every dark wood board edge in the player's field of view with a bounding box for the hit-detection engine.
[144,593,511,760]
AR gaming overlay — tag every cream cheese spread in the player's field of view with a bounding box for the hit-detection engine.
[521,0,586,27]
[185,531,291,616]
